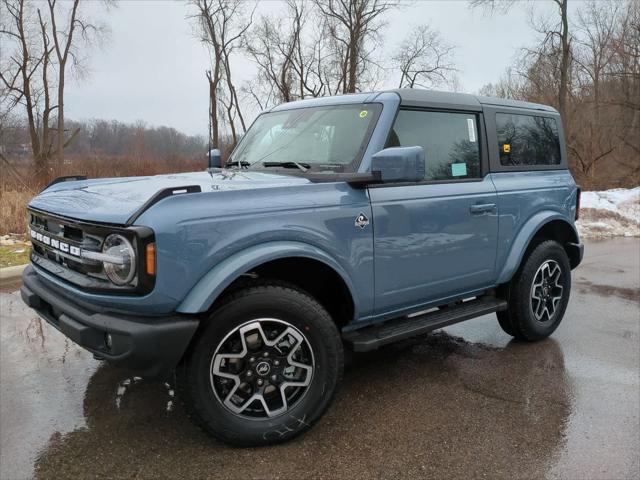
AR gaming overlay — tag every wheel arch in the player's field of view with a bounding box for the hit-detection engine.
[176,241,358,325]
[497,212,581,284]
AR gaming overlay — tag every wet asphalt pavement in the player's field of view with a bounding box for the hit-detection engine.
[1,238,638,479]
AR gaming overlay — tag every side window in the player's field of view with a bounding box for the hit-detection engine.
[388,110,481,181]
[496,113,561,166]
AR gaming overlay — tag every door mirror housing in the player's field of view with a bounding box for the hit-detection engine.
[208,148,222,168]
[371,146,425,183]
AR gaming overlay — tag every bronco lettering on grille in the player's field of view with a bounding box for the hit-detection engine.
[30,228,82,257]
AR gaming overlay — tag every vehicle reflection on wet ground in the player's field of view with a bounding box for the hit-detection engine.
[1,238,638,479]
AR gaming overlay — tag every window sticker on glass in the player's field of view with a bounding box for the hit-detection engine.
[451,163,467,177]
[359,110,368,119]
[467,118,476,143]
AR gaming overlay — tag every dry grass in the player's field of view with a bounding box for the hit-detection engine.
[1,153,205,235]
[0,244,31,267]
[0,190,32,235]
[1,153,637,236]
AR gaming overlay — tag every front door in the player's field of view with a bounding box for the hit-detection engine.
[369,109,498,316]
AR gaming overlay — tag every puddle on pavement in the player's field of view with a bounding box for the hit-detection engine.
[28,334,574,479]
[2,285,574,480]
[2,250,639,480]
[0,291,99,479]
[575,279,640,302]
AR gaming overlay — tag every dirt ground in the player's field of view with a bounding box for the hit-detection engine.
[1,238,638,479]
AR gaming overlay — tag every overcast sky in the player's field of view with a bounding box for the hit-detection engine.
[64,0,570,137]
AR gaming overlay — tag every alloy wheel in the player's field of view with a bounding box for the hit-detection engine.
[530,260,564,322]
[210,319,315,419]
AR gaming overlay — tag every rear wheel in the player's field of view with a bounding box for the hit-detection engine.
[177,282,343,446]
[497,240,571,341]
[496,310,515,336]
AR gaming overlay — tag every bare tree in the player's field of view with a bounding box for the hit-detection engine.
[246,4,296,104]
[393,24,456,89]
[476,0,640,188]
[478,67,528,99]
[194,0,223,149]
[574,1,619,112]
[314,0,399,94]
[470,0,572,119]
[553,0,571,120]
[191,0,253,148]
[0,0,108,181]
[1,0,55,180]
[289,2,329,99]
[564,1,623,179]
[610,0,639,164]
[246,0,301,104]
[245,0,329,108]
[47,0,84,165]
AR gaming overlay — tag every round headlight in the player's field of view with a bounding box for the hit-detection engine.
[102,234,136,285]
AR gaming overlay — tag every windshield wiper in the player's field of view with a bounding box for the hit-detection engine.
[224,160,251,168]
[262,161,310,172]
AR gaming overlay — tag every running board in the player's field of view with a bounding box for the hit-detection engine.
[343,296,508,352]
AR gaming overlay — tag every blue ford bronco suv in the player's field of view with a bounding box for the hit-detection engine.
[21,89,583,446]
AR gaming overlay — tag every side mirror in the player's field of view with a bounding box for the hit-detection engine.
[371,146,425,183]
[208,148,222,168]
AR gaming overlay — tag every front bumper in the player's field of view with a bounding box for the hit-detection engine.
[21,265,199,378]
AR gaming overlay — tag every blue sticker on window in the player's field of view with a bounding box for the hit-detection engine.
[451,163,467,177]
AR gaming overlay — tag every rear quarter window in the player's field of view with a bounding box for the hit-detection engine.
[496,113,561,166]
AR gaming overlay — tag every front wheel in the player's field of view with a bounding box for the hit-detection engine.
[177,282,343,446]
[497,240,572,341]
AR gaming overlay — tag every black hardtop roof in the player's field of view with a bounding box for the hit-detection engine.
[391,88,558,114]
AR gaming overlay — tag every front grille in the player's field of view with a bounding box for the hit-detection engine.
[28,210,106,278]
[27,208,155,295]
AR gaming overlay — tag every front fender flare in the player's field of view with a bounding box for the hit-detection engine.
[176,241,359,317]
[496,211,579,284]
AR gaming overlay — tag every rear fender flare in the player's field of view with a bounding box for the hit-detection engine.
[497,211,579,284]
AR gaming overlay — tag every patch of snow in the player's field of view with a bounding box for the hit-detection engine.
[581,187,640,216]
[582,221,609,229]
[577,187,640,239]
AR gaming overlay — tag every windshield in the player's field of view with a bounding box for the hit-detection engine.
[229,104,381,171]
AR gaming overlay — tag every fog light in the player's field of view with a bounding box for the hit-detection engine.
[105,333,113,350]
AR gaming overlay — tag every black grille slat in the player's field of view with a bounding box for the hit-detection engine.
[64,225,83,241]
[28,210,108,281]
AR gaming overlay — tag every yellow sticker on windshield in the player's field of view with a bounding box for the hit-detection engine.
[359,110,368,118]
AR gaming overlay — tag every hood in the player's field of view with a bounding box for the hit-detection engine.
[29,170,312,225]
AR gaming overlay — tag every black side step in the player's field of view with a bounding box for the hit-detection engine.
[343,296,508,352]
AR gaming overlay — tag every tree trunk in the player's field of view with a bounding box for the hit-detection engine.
[346,26,359,93]
[56,67,65,168]
[209,75,219,148]
[17,0,43,176]
[48,0,80,171]
[22,68,42,171]
[558,0,570,121]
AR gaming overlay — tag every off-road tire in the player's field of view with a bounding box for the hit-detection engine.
[497,240,571,341]
[496,310,515,336]
[177,281,343,446]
